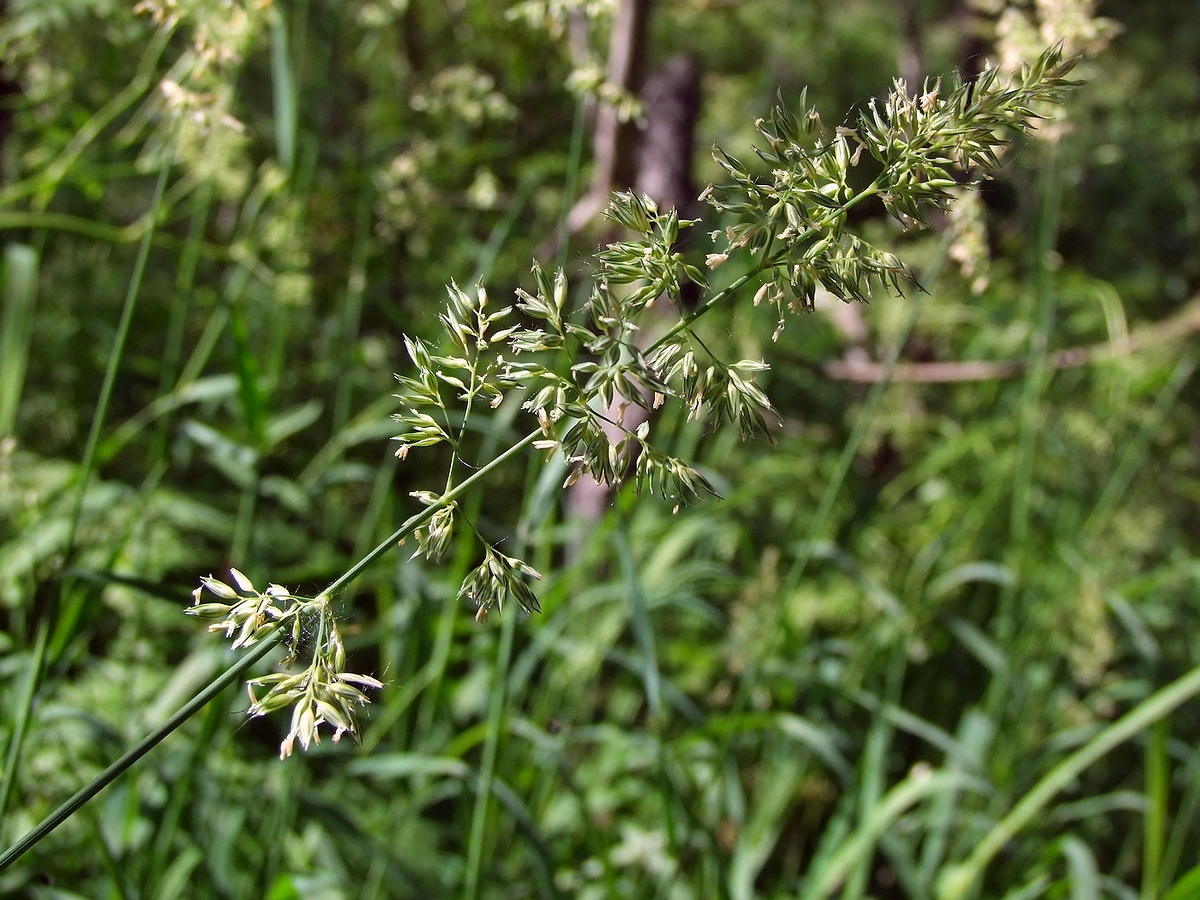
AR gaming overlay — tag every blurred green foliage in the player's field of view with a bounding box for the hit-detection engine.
[2,0,1199,898]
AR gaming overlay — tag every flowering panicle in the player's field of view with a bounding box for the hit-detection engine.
[385,46,1079,646]
[188,569,382,758]
[194,46,1080,759]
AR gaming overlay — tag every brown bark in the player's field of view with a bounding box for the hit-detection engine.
[897,0,924,90]
[568,54,704,525]
[636,55,700,216]
[567,0,653,234]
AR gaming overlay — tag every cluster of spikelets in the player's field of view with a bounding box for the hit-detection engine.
[188,569,383,758]
[192,47,1080,758]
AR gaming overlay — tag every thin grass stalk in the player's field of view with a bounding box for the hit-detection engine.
[0,163,170,829]
[644,261,773,360]
[464,598,518,900]
[0,429,540,868]
[231,472,262,568]
[264,145,318,406]
[459,419,540,893]
[178,305,230,388]
[877,829,929,899]
[225,266,265,447]
[224,265,265,565]
[1009,156,1060,545]
[63,162,170,569]
[269,4,298,174]
[753,233,950,684]
[462,406,558,897]
[1159,744,1200,896]
[0,212,272,276]
[617,521,663,719]
[802,770,979,900]
[332,162,373,452]
[729,734,811,899]
[331,428,541,596]
[983,150,1062,784]
[0,620,48,829]
[1057,835,1099,898]
[1142,718,1169,900]
[149,183,212,461]
[936,662,1200,900]
[918,710,993,890]
[1000,148,1061,621]
[613,518,688,865]
[414,548,470,740]
[414,401,522,740]
[843,642,908,899]
[473,175,536,285]
[352,450,400,567]
[0,243,38,437]
[0,632,280,872]
[705,237,950,892]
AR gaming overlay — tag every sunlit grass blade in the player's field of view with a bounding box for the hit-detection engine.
[802,769,984,900]
[937,662,1200,899]
[1142,718,1169,900]
[0,243,38,438]
[269,5,298,173]
[1161,863,1200,900]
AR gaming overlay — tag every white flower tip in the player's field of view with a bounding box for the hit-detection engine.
[229,568,254,592]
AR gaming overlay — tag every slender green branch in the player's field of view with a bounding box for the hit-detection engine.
[0,633,279,873]
[63,163,170,567]
[446,376,478,493]
[464,593,518,900]
[0,163,171,836]
[324,428,540,599]
[0,428,540,868]
[837,180,884,217]
[0,212,272,277]
[645,258,773,357]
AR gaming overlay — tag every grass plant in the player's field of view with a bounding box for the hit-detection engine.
[2,2,1200,897]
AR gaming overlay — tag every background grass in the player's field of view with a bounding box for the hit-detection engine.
[2,0,1200,897]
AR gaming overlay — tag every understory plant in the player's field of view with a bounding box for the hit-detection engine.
[24,39,1193,897]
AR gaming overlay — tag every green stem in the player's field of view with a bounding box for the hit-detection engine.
[63,164,170,564]
[463,595,517,900]
[323,429,540,600]
[0,165,169,830]
[804,771,978,900]
[646,259,773,357]
[647,174,884,358]
[0,620,48,830]
[0,634,279,872]
[937,662,1200,900]
[446,383,477,493]
[0,212,270,275]
[1143,718,1169,900]
[836,180,883,218]
[0,428,541,869]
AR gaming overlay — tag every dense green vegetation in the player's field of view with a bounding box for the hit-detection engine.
[2,1,1200,897]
